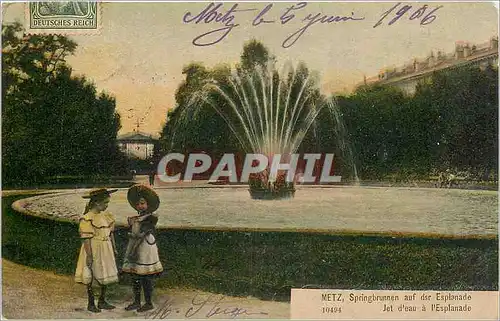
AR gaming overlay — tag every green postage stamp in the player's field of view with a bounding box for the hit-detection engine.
[2,1,499,320]
[26,1,99,32]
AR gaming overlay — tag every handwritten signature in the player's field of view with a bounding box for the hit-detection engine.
[182,2,443,48]
[145,293,269,319]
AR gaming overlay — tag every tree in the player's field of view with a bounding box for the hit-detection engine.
[2,23,127,186]
[336,85,408,179]
[239,39,275,72]
[332,64,498,181]
[412,65,498,179]
[2,22,77,95]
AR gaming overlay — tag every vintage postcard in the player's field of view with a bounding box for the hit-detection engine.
[1,1,499,320]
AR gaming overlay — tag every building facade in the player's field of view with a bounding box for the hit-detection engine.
[117,131,157,159]
[360,37,498,95]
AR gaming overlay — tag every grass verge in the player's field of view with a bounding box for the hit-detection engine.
[3,194,497,302]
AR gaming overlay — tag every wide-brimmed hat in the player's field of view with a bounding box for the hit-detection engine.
[127,184,160,213]
[82,188,118,199]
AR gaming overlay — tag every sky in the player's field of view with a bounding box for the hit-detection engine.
[2,1,498,136]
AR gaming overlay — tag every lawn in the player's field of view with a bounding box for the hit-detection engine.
[3,193,498,302]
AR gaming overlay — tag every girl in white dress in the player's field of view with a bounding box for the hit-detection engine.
[122,184,163,312]
[74,188,119,313]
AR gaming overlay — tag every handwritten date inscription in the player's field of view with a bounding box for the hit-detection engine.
[183,2,443,48]
[373,2,443,28]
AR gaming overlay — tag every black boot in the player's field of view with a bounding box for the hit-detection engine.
[137,278,154,312]
[98,285,116,310]
[125,279,142,311]
[87,286,101,313]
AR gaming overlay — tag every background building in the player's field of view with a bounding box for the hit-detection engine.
[117,131,157,160]
[360,37,499,95]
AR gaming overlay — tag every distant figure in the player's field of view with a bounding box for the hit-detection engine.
[438,172,447,188]
[438,169,458,188]
[447,172,458,188]
[148,170,155,186]
[295,172,305,185]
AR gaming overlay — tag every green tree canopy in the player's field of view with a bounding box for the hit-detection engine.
[239,39,275,72]
[336,65,498,180]
[2,23,127,186]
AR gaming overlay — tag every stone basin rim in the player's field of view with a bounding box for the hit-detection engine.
[10,188,498,241]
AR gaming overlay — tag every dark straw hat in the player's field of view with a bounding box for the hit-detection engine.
[127,184,160,213]
[82,188,118,199]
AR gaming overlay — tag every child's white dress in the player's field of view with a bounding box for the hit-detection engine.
[74,211,119,285]
[122,213,163,275]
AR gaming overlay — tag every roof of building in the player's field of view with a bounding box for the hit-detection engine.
[117,131,158,142]
[361,37,498,87]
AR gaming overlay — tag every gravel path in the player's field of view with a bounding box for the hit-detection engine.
[2,260,289,319]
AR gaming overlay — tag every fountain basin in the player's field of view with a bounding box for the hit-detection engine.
[12,186,498,238]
